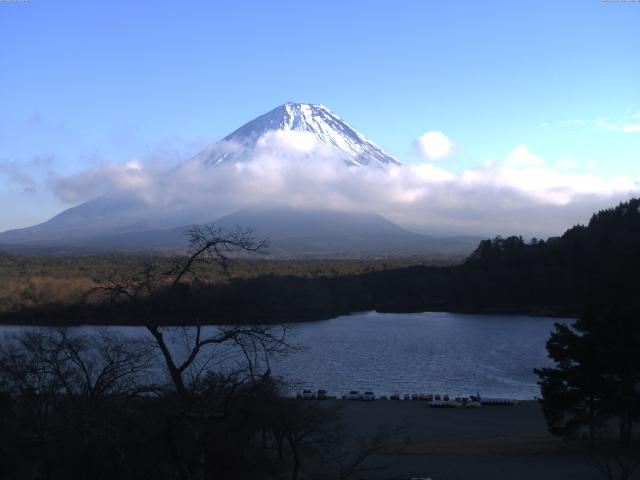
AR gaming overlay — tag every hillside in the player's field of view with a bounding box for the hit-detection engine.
[2,198,639,325]
[0,102,408,253]
[455,198,640,311]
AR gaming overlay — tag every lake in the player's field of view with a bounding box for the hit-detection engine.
[0,311,571,400]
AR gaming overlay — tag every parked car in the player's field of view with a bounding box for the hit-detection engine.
[302,389,315,400]
[363,391,376,401]
[347,390,362,400]
[316,389,327,400]
[390,393,400,400]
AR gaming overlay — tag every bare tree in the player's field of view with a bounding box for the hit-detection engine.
[0,328,156,415]
[91,225,290,400]
[0,330,63,445]
[264,396,401,480]
[0,328,159,479]
[587,446,640,480]
[271,399,342,480]
[307,416,406,480]
[45,329,154,401]
[87,224,295,480]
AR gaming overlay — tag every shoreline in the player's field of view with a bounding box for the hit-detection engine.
[0,306,577,327]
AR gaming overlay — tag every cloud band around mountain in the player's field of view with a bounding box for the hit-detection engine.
[48,131,640,237]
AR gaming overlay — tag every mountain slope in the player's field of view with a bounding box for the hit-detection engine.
[0,103,453,255]
[0,207,481,257]
[210,208,430,256]
[201,102,401,168]
[0,195,215,244]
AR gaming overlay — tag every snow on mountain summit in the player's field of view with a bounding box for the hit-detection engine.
[203,102,402,168]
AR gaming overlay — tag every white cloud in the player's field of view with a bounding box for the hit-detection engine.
[414,131,452,159]
[555,158,579,170]
[560,119,585,127]
[51,158,157,203]
[539,119,585,130]
[620,123,640,133]
[257,130,320,153]
[543,113,640,133]
[0,154,56,194]
[505,145,545,167]
[594,118,640,133]
[47,134,640,237]
[125,159,143,171]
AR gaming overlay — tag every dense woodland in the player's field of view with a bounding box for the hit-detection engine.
[461,197,640,313]
[2,198,640,325]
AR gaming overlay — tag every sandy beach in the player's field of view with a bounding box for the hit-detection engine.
[336,399,605,480]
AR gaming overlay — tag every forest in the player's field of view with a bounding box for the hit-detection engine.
[2,198,640,325]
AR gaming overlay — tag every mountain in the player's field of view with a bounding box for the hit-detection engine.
[0,195,216,245]
[200,102,401,168]
[208,208,478,256]
[0,103,475,256]
[0,207,481,257]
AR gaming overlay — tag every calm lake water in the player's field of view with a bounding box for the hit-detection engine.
[0,311,572,400]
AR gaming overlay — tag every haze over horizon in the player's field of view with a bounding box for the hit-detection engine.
[1,1,639,238]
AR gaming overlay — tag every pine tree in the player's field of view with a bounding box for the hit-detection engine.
[535,307,640,447]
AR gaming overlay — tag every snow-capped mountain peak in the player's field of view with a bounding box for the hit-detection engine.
[203,102,401,168]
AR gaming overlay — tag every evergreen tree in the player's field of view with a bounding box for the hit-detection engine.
[535,307,640,447]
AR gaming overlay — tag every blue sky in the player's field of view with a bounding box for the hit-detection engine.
[1,0,639,233]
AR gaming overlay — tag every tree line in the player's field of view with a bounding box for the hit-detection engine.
[7,198,640,326]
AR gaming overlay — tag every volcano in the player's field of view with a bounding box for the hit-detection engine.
[202,102,401,168]
[0,103,480,257]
